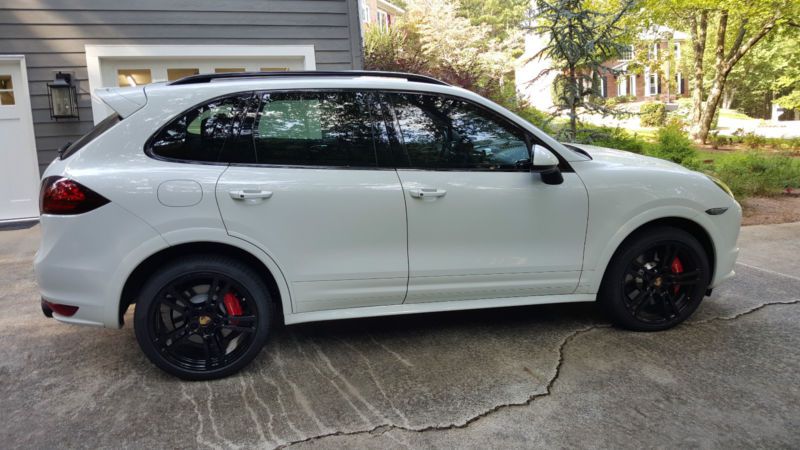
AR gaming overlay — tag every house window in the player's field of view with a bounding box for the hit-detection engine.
[646,71,659,96]
[598,77,607,98]
[676,73,683,95]
[117,69,152,87]
[648,43,659,60]
[376,9,390,30]
[674,42,681,60]
[167,68,199,81]
[630,74,637,97]
[362,4,370,22]
[620,45,633,61]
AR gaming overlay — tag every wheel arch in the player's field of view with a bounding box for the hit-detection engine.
[119,241,289,327]
[597,216,716,292]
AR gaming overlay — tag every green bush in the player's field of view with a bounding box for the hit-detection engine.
[514,106,554,134]
[742,132,767,149]
[645,124,697,164]
[710,152,800,197]
[572,125,647,154]
[640,102,666,127]
[708,132,729,149]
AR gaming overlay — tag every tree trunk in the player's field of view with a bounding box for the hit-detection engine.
[695,10,728,143]
[569,65,577,141]
[689,11,708,137]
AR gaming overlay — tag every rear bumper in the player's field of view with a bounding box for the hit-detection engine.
[34,203,168,328]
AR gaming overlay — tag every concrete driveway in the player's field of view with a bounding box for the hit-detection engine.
[1,223,799,448]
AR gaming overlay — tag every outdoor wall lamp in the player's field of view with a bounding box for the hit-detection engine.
[47,72,79,119]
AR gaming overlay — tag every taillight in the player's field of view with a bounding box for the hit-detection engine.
[40,176,109,215]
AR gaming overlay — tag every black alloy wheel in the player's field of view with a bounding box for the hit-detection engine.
[600,226,710,331]
[134,256,271,380]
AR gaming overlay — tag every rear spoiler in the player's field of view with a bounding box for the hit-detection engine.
[93,86,147,118]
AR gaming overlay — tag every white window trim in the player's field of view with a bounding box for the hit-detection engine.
[617,75,627,97]
[85,44,316,124]
[645,70,659,96]
[599,77,606,97]
[630,74,637,97]
[362,4,370,22]
[676,72,683,95]
[674,42,681,61]
[376,9,390,30]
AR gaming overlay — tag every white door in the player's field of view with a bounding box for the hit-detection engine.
[216,90,408,313]
[386,92,589,303]
[0,57,40,222]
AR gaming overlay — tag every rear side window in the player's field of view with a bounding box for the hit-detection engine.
[149,93,256,163]
[252,91,379,167]
[60,113,121,160]
[389,93,530,171]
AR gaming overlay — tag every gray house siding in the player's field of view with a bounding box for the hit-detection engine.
[0,0,364,172]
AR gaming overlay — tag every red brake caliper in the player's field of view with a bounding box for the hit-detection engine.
[670,257,684,294]
[223,292,243,323]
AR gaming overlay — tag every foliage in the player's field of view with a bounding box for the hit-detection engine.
[363,0,523,99]
[458,0,531,41]
[709,152,800,197]
[646,124,698,164]
[572,125,647,153]
[708,131,730,149]
[636,0,799,142]
[742,131,768,149]
[640,102,667,127]
[529,0,634,140]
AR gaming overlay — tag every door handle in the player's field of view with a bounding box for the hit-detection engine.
[408,188,447,199]
[229,189,273,200]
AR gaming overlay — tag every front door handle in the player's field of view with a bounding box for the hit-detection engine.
[229,189,273,200]
[408,188,447,199]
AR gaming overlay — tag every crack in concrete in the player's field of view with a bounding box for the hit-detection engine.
[273,323,609,449]
[273,298,800,449]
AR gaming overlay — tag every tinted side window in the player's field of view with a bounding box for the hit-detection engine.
[150,93,254,162]
[253,91,378,167]
[389,93,530,170]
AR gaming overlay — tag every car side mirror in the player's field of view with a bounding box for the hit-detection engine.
[531,145,563,185]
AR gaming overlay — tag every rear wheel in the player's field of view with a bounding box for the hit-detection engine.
[133,255,271,380]
[599,227,710,331]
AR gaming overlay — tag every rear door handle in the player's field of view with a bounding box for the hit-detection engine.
[408,188,447,199]
[229,189,273,200]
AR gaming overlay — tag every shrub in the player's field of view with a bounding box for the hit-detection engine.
[708,132,729,149]
[640,102,666,127]
[572,125,647,154]
[710,152,800,197]
[645,124,697,164]
[514,106,554,134]
[742,132,767,149]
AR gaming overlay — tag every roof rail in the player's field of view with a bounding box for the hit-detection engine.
[168,70,450,86]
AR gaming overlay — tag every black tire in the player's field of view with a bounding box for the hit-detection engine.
[599,226,710,331]
[133,255,272,380]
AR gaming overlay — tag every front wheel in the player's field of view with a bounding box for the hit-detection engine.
[599,226,711,331]
[133,255,272,380]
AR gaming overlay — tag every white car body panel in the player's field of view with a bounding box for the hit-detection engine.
[217,166,409,313]
[34,75,740,329]
[397,170,588,302]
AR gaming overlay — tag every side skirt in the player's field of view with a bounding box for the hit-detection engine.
[283,293,597,325]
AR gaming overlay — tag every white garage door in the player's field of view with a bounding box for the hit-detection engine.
[0,56,40,222]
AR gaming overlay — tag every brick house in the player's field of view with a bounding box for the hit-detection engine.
[517,27,690,109]
[358,0,405,30]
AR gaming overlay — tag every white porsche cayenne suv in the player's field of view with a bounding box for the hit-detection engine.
[35,71,741,380]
